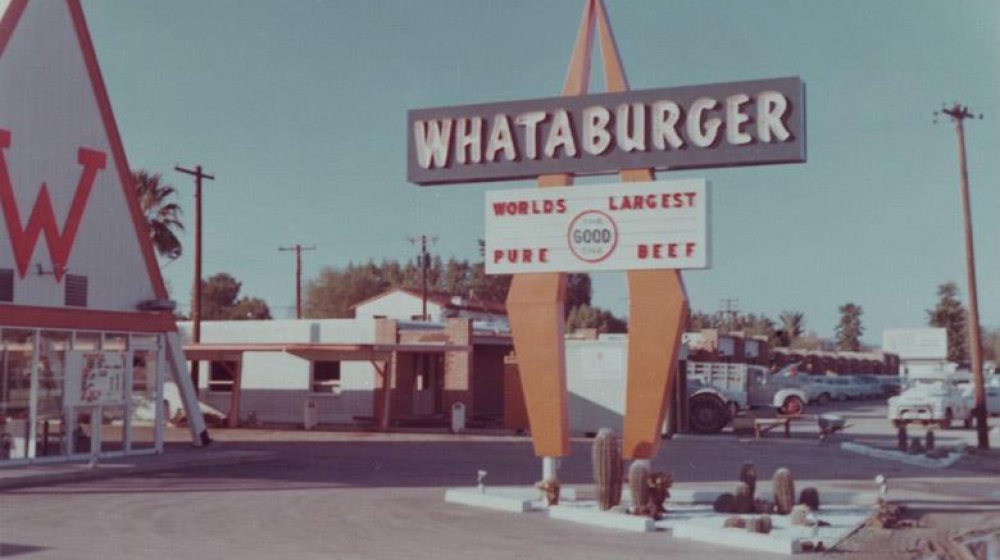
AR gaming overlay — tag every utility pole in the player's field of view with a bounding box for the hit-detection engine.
[279,244,316,319]
[175,164,214,395]
[720,297,739,332]
[935,103,988,449]
[408,235,437,321]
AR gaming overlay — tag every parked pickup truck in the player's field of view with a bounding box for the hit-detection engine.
[686,362,810,434]
[887,376,973,429]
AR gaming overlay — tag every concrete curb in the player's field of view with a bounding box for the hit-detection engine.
[0,449,276,490]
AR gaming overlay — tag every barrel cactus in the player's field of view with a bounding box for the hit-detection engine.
[772,467,796,515]
[734,481,754,514]
[713,492,736,513]
[799,487,820,511]
[592,428,623,510]
[747,515,773,534]
[628,460,650,514]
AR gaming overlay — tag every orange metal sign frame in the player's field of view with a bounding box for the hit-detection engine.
[508,0,688,460]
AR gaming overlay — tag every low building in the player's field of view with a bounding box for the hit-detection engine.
[179,316,513,430]
[352,287,508,330]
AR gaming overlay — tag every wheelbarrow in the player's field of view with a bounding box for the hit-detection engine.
[817,414,849,441]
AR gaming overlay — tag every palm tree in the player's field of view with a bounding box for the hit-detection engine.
[134,170,184,261]
[778,310,805,347]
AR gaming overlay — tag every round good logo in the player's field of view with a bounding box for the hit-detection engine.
[567,210,618,263]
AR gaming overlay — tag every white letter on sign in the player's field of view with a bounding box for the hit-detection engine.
[652,100,684,150]
[616,103,646,152]
[757,91,791,143]
[456,117,483,164]
[582,105,612,155]
[515,111,547,160]
[544,109,578,158]
[485,113,516,162]
[414,119,453,169]
[725,94,752,145]
[687,98,720,148]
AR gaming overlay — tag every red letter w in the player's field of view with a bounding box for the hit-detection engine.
[0,128,106,282]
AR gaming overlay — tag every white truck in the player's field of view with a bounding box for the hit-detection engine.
[686,362,809,434]
[888,375,973,429]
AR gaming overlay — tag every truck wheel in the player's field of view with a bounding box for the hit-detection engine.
[939,410,953,430]
[780,396,805,416]
[688,396,729,434]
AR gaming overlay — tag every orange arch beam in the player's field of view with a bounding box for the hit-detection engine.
[508,0,688,460]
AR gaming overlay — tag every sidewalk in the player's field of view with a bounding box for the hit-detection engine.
[0,445,275,490]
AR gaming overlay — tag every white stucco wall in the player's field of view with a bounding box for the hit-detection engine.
[178,319,379,425]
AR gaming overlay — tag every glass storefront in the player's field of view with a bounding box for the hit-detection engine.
[0,327,165,464]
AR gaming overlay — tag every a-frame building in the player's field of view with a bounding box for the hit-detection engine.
[0,0,207,463]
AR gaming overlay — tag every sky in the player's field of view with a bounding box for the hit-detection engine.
[80,0,999,344]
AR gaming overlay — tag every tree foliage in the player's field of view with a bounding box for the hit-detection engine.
[566,304,627,334]
[133,170,184,261]
[197,272,272,320]
[688,310,780,345]
[301,255,599,320]
[927,282,967,363]
[835,302,865,351]
[778,311,805,347]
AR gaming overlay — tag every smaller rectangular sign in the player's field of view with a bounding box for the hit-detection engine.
[65,351,127,407]
[485,179,708,274]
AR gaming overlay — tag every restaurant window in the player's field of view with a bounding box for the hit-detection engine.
[311,361,341,395]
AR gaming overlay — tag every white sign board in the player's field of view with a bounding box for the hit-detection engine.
[485,179,708,274]
[882,328,948,361]
[65,351,127,407]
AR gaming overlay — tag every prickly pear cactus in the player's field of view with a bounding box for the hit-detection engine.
[772,467,796,515]
[628,460,650,514]
[739,461,757,499]
[592,428,622,510]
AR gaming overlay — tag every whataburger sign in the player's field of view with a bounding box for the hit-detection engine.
[407,77,804,185]
[485,179,707,274]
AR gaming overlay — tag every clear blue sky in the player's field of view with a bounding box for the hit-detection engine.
[82,0,999,344]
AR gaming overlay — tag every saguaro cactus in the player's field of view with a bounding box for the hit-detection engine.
[592,428,623,510]
[739,461,757,499]
[628,460,650,513]
[772,467,796,515]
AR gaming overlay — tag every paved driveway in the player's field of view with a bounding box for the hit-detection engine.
[1,400,997,560]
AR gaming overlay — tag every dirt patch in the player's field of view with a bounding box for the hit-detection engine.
[829,507,1000,559]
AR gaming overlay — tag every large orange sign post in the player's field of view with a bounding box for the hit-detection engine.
[507,0,687,462]
[407,1,805,476]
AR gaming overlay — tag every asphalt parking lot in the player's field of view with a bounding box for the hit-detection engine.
[1,399,997,560]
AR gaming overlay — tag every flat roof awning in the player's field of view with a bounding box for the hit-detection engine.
[183,342,471,363]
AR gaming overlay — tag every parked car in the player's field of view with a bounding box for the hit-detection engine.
[851,375,884,399]
[959,383,1000,417]
[888,377,973,429]
[800,376,858,404]
[879,377,903,397]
